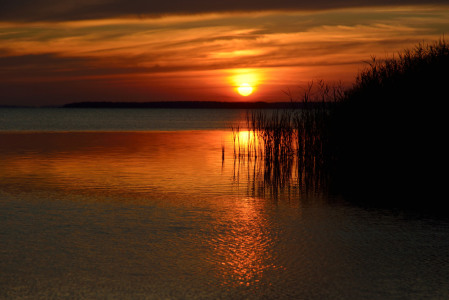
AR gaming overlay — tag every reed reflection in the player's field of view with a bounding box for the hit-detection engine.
[227,116,326,200]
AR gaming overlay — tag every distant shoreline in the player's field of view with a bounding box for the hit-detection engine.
[61,101,321,109]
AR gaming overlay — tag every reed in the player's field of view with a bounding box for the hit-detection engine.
[230,39,449,204]
[327,38,448,201]
[230,80,343,195]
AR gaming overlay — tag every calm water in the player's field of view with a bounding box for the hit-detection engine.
[1,108,449,299]
[0,108,249,131]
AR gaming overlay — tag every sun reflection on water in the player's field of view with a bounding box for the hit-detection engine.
[211,197,285,288]
[2,129,449,299]
[224,129,304,201]
[0,130,298,291]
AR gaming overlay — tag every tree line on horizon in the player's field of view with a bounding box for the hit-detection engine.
[62,101,322,109]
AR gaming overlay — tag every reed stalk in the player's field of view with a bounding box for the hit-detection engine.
[230,39,448,203]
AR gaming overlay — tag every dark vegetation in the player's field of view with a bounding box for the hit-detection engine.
[232,39,448,210]
[64,40,447,210]
[329,39,448,206]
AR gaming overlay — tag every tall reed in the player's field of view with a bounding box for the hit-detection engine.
[230,39,449,204]
[325,38,449,202]
[230,80,344,195]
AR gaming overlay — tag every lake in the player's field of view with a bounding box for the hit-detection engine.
[1,108,449,299]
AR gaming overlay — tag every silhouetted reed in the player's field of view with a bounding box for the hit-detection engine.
[230,39,448,207]
[230,80,343,197]
[328,38,448,204]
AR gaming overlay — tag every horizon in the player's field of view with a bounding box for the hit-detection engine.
[1,2,449,106]
[1,100,300,108]
[2,2,449,296]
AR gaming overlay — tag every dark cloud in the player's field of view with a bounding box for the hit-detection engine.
[1,0,449,22]
[0,52,164,80]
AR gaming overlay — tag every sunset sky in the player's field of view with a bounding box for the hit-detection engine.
[1,1,449,106]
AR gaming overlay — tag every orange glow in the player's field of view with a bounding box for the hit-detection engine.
[235,130,258,146]
[0,132,229,198]
[211,197,282,287]
[237,83,253,96]
[228,69,264,98]
[0,130,291,288]
[1,7,449,105]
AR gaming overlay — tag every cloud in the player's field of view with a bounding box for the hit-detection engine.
[1,7,449,81]
[1,5,449,105]
[2,0,449,22]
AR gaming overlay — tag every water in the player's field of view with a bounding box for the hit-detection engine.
[0,108,249,131]
[1,108,449,299]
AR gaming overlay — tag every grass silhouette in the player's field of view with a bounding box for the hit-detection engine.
[329,39,448,204]
[232,39,448,210]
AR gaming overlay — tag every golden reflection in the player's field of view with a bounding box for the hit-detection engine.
[0,130,304,289]
[0,130,312,204]
[230,130,262,158]
[223,129,303,201]
[212,197,283,287]
[0,132,228,200]
[236,130,254,146]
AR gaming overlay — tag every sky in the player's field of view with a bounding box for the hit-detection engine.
[1,0,449,106]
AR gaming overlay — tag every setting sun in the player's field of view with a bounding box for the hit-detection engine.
[228,69,263,98]
[1,0,449,297]
[237,83,253,96]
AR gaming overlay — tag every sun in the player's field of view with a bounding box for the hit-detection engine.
[237,83,253,96]
[227,69,263,97]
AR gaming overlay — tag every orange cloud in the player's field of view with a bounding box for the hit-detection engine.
[1,6,449,105]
